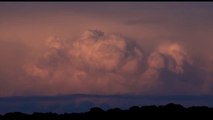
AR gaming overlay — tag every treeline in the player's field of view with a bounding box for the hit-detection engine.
[1,103,213,119]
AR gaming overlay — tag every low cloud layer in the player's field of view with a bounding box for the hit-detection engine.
[0,29,211,96]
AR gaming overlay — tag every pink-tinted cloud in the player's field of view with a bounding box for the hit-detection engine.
[24,30,144,95]
[144,41,213,95]
[0,29,212,96]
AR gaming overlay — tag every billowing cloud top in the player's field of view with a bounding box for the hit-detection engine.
[69,30,143,72]
[25,30,144,95]
[9,29,203,96]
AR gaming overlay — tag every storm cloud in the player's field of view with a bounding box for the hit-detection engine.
[25,30,144,95]
[17,30,209,96]
[0,29,210,97]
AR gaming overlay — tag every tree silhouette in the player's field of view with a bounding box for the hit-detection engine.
[1,103,213,119]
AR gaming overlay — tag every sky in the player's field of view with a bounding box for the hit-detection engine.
[0,2,213,113]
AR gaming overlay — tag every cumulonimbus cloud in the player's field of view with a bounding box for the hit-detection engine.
[22,30,209,96]
[25,30,144,95]
[146,42,192,73]
[140,41,213,95]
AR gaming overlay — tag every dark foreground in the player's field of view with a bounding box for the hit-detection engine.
[1,103,213,119]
